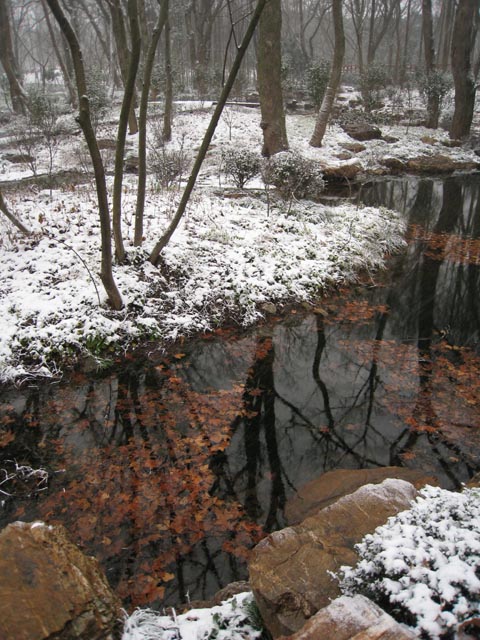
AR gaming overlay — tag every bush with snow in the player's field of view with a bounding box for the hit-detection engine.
[261,151,325,201]
[221,146,261,189]
[122,591,263,640]
[338,485,480,640]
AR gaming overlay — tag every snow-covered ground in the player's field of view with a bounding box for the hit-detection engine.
[1,100,479,384]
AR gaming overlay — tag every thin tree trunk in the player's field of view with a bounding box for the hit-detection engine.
[0,188,30,235]
[450,0,477,139]
[134,0,169,247]
[257,0,288,156]
[422,0,439,128]
[40,0,77,108]
[109,0,138,134]
[112,0,141,263]
[310,0,344,147]
[400,0,411,85]
[149,0,268,266]
[45,0,123,310]
[163,14,173,142]
[0,0,27,114]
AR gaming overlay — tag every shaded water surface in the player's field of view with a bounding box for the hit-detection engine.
[1,174,480,608]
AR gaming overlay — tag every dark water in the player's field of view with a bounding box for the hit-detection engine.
[1,174,480,609]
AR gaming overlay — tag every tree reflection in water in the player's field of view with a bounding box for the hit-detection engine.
[1,175,480,609]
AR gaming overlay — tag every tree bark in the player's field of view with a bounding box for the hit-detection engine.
[0,0,27,114]
[0,188,30,235]
[422,0,439,128]
[112,0,142,263]
[257,0,288,156]
[149,0,268,265]
[310,0,345,147]
[163,14,173,142]
[450,0,477,139]
[108,0,138,134]
[45,0,123,310]
[134,0,169,247]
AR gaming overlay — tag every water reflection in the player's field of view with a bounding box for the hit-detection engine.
[1,174,480,608]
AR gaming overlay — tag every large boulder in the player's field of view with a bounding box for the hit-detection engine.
[0,521,122,640]
[249,478,418,638]
[383,154,480,175]
[341,122,382,141]
[285,467,438,524]
[276,595,417,640]
[319,159,364,182]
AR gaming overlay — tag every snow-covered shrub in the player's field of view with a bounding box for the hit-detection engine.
[221,146,261,188]
[417,70,452,123]
[122,591,263,640]
[338,486,480,640]
[306,60,331,110]
[359,64,390,112]
[262,151,325,201]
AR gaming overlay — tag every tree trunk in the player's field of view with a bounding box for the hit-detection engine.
[112,0,142,262]
[422,0,439,128]
[163,14,173,142]
[310,0,344,147]
[134,0,169,247]
[400,0,412,85]
[108,0,138,134]
[0,0,27,114]
[40,0,77,108]
[257,0,288,156]
[45,0,123,310]
[0,188,30,235]
[450,0,477,139]
[149,0,268,265]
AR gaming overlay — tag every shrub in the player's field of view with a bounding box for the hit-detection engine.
[359,64,390,112]
[306,60,331,110]
[222,146,261,188]
[86,67,111,131]
[262,151,325,201]
[417,70,452,121]
[338,485,480,640]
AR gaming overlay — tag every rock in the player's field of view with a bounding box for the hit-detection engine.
[97,139,117,150]
[341,122,382,141]
[382,157,407,173]
[335,152,352,160]
[285,467,438,524]
[420,135,438,145]
[466,472,480,488]
[381,135,399,143]
[249,479,418,638]
[277,595,417,640]
[319,159,363,182]
[441,139,463,148]
[124,154,139,174]
[262,302,277,315]
[405,155,480,174]
[340,142,366,153]
[0,521,122,640]
[4,152,35,164]
[213,581,251,605]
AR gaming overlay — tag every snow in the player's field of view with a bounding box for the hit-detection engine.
[122,591,262,640]
[1,101,479,383]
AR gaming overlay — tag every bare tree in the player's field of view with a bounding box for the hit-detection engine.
[257,0,288,156]
[149,0,269,265]
[310,0,345,147]
[134,0,169,247]
[45,0,123,310]
[450,0,478,139]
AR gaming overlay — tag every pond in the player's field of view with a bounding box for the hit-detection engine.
[1,173,480,609]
